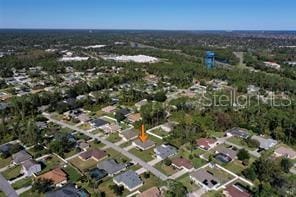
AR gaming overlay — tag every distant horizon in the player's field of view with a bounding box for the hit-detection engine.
[1,0,295,30]
[0,28,296,32]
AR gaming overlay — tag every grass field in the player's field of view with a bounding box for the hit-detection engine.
[0,157,11,168]
[139,174,164,192]
[40,154,64,173]
[129,148,154,162]
[69,157,98,172]
[2,165,22,180]
[11,177,32,190]
[106,133,121,143]
[154,162,179,176]
[177,174,200,192]
[227,137,256,151]
[105,148,130,162]
[63,165,82,182]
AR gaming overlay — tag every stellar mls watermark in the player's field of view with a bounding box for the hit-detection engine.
[199,90,292,108]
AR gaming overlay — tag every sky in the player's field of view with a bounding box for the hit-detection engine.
[0,0,295,30]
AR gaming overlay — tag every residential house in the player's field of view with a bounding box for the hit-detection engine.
[154,144,177,159]
[119,129,138,141]
[223,183,251,197]
[101,106,116,113]
[89,118,109,128]
[12,150,32,164]
[100,123,120,134]
[135,99,148,110]
[138,186,161,197]
[89,168,108,181]
[214,146,237,162]
[196,138,218,150]
[171,157,193,171]
[113,170,143,191]
[97,159,126,176]
[38,168,68,187]
[133,139,155,151]
[251,135,278,150]
[190,168,220,190]
[274,146,296,159]
[116,108,131,117]
[160,122,174,133]
[79,149,107,161]
[225,128,250,139]
[45,183,89,197]
[77,140,90,151]
[127,113,142,123]
[22,159,41,176]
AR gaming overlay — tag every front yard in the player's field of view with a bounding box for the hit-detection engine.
[11,177,32,190]
[69,157,98,172]
[2,165,22,180]
[177,174,200,192]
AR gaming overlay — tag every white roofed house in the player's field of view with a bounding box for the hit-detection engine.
[251,135,277,150]
[21,159,41,177]
[113,170,143,191]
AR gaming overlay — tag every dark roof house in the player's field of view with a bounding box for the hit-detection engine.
[12,150,32,164]
[97,159,126,176]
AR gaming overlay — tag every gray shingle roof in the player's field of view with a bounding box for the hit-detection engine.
[12,150,32,164]
[97,159,125,175]
[251,135,277,149]
[154,144,177,159]
[113,170,143,191]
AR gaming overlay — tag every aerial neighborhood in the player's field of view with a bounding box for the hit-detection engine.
[0,29,295,197]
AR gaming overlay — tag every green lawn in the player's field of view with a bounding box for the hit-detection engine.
[19,190,42,197]
[69,157,98,172]
[204,166,235,184]
[89,140,106,149]
[105,148,130,162]
[11,177,32,190]
[0,191,6,197]
[192,157,207,168]
[139,174,164,192]
[177,174,200,192]
[63,149,79,159]
[227,137,256,151]
[40,154,64,174]
[129,148,154,162]
[150,128,169,138]
[63,165,82,182]
[106,133,121,143]
[0,157,11,168]
[154,162,179,176]
[27,146,49,158]
[119,141,132,148]
[2,165,22,180]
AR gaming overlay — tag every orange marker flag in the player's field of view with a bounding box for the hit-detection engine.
[138,124,148,143]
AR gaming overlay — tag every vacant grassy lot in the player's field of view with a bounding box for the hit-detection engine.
[89,140,106,149]
[129,148,154,162]
[106,133,121,143]
[105,148,130,162]
[69,157,98,172]
[63,165,82,182]
[2,165,22,180]
[40,154,64,173]
[150,128,169,138]
[154,162,179,176]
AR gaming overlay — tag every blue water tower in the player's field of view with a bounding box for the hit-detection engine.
[204,51,215,69]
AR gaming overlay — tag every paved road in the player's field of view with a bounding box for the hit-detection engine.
[43,113,168,181]
[0,173,18,197]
